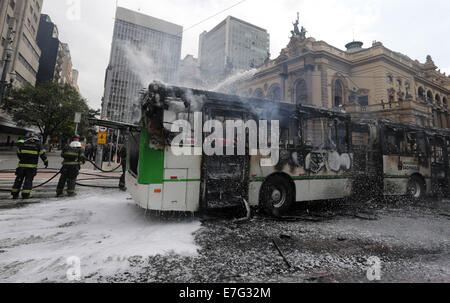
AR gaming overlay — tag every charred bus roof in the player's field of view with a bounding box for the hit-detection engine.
[141,82,351,121]
[353,118,450,137]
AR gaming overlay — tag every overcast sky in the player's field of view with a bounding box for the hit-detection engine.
[41,0,450,110]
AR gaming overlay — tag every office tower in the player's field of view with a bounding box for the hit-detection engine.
[198,16,270,83]
[102,7,183,123]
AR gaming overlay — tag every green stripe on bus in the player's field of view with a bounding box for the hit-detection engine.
[163,179,201,182]
[138,129,164,185]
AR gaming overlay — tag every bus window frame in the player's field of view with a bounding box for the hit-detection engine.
[381,126,411,156]
[299,114,350,152]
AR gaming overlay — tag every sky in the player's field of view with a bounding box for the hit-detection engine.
[41,0,450,110]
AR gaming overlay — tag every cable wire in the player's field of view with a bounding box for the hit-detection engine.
[181,0,249,34]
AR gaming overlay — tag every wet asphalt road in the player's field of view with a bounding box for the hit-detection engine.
[101,199,450,283]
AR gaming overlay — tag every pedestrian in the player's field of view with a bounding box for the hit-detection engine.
[11,133,48,200]
[85,143,91,159]
[119,144,127,191]
[56,139,85,197]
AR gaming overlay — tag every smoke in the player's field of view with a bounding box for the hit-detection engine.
[121,43,167,87]
[120,42,167,123]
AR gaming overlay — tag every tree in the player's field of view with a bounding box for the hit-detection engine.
[1,82,93,145]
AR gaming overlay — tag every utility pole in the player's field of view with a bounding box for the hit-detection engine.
[0,27,15,105]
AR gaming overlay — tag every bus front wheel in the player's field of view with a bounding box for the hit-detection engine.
[260,175,294,217]
[407,175,425,201]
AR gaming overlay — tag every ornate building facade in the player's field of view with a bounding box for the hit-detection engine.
[237,18,450,128]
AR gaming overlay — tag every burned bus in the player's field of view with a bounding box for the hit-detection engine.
[351,119,450,199]
[126,82,355,216]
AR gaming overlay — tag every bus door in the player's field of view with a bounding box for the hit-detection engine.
[200,108,250,210]
[351,122,383,196]
[430,136,448,196]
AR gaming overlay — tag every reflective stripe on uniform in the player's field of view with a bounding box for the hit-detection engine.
[63,152,79,156]
[63,162,81,165]
[22,190,32,193]
[19,164,37,168]
[11,188,20,193]
[18,150,39,155]
[40,150,46,155]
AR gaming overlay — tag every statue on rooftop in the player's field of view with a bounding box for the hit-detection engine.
[293,12,301,36]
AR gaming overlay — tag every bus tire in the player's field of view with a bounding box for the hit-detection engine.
[260,175,294,217]
[406,175,425,201]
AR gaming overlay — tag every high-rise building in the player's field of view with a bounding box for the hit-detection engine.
[0,0,43,86]
[60,42,73,84]
[36,14,63,85]
[198,16,270,84]
[71,68,79,92]
[0,0,43,148]
[177,54,203,88]
[102,7,183,123]
[36,15,78,90]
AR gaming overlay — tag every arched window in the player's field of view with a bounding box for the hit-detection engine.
[387,74,393,83]
[443,97,448,109]
[253,88,264,99]
[427,90,433,103]
[295,79,307,104]
[267,84,281,101]
[418,87,425,101]
[435,94,441,106]
[334,80,344,107]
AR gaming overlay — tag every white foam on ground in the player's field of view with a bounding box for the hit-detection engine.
[0,191,201,282]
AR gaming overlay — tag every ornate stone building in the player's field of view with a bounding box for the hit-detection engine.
[237,18,450,128]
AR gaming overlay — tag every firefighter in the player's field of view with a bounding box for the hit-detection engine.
[56,139,85,197]
[11,133,48,200]
[119,144,127,191]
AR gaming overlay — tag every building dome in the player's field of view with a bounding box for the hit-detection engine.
[345,41,364,53]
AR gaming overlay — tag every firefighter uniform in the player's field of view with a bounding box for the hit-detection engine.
[57,142,85,197]
[119,145,127,190]
[11,136,48,199]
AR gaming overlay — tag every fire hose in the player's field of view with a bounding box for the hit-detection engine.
[0,163,122,192]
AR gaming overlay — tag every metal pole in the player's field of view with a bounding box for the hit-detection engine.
[0,58,11,105]
[108,131,113,167]
[74,123,79,136]
[95,145,103,171]
[115,129,120,163]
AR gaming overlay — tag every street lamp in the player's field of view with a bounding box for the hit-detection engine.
[9,71,16,83]
[0,46,14,105]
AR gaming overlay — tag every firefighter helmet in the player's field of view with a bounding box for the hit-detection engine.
[70,141,82,148]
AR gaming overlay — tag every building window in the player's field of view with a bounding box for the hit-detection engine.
[267,84,281,101]
[334,80,344,107]
[387,74,393,83]
[358,96,369,107]
[443,97,448,109]
[397,79,402,87]
[427,90,433,103]
[418,87,425,101]
[253,88,264,99]
[435,94,441,106]
[22,35,40,62]
[18,53,37,77]
[295,79,307,105]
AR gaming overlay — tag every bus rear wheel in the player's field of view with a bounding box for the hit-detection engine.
[407,176,425,201]
[260,175,294,217]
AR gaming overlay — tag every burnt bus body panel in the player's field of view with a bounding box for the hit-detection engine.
[353,118,450,197]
